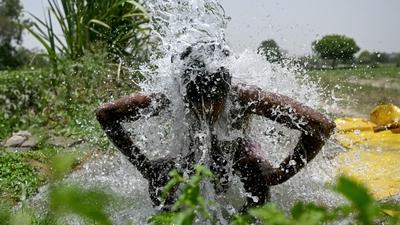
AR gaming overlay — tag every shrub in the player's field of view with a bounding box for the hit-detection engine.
[26,0,150,71]
[0,70,51,138]
[0,50,141,141]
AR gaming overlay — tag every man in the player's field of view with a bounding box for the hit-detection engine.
[96,42,335,210]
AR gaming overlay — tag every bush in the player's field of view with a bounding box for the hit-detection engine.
[0,70,51,138]
[0,51,141,140]
[26,0,151,71]
[0,153,39,201]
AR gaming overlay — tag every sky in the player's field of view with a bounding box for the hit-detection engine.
[21,0,400,56]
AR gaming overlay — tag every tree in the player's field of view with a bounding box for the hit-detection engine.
[394,53,400,67]
[370,52,390,64]
[257,39,283,63]
[0,0,29,69]
[358,50,372,64]
[312,34,360,69]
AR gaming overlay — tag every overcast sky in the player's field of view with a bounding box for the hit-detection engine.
[22,0,400,55]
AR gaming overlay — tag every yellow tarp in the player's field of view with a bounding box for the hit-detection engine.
[334,104,400,200]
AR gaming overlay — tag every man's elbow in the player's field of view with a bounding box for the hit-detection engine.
[319,118,336,138]
[326,118,336,132]
[95,104,113,124]
[308,113,336,139]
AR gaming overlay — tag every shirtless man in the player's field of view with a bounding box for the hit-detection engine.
[96,42,335,210]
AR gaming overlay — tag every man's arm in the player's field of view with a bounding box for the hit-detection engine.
[96,93,169,179]
[236,85,335,185]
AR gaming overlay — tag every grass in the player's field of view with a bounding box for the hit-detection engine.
[307,64,400,116]
[308,64,400,79]
[0,52,142,206]
[0,150,50,205]
[0,52,140,140]
[0,143,99,206]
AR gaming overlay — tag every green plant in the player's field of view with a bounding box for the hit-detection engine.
[0,153,115,225]
[148,165,214,225]
[0,152,46,204]
[0,50,141,141]
[26,0,150,70]
[1,159,399,225]
[258,39,283,64]
[312,34,360,69]
[0,69,52,139]
[231,176,400,225]
[149,166,400,225]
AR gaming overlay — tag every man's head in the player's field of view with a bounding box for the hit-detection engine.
[177,42,232,124]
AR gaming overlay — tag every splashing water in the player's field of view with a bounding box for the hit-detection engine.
[127,0,343,222]
[33,0,345,224]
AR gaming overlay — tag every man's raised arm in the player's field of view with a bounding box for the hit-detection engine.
[237,85,335,185]
[96,93,169,178]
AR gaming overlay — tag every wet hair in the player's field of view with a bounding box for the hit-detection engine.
[178,42,232,106]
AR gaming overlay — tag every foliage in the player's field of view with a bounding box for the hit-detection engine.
[0,69,51,138]
[358,51,400,68]
[0,152,40,200]
[13,48,50,69]
[1,156,400,225]
[258,39,283,63]
[151,165,400,225]
[0,146,62,205]
[231,176,400,225]
[0,0,24,43]
[0,153,115,225]
[0,50,140,140]
[48,185,114,225]
[148,165,214,225]
[369,52,390,64]
[358,50,373,65]
[396,54,400,67]
[0,0,30,69]
[312,34,360,68]
[26,0,151,71]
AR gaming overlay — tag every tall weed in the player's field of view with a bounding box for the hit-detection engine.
[26,0,150,70]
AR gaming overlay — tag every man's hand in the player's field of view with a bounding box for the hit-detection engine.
[95,93,171,186]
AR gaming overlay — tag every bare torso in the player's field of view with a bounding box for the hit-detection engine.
[96,84,335,210]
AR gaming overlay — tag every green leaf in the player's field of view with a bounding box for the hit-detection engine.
[230,214,251,225]
[49,185,113,225]
[148,212,176,225]
[335,176,379,225]
[249,204,291,225]
[89,19,111,29]
[174,209,196,225]
[161,170,183,200]
[126,0,148,14]
[50,153,77,181]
